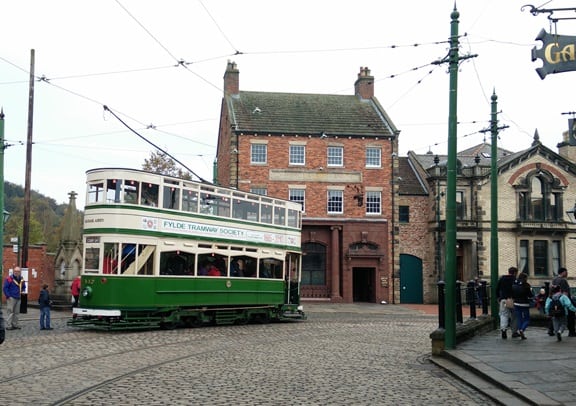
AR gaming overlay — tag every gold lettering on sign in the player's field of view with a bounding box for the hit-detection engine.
[545,42,576,64]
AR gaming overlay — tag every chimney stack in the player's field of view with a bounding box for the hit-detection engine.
[224,60,239,96]
[354,66,374,99]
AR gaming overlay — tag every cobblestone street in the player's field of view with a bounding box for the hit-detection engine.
[0,303,496,405]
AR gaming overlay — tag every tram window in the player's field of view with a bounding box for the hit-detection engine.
[286,254,300,282]
[88,182,105,204]
[120,243,137,274]
[84,248,100,272]
[287,208,299,228]
[136,244,155,275]
[163,185,180,210]
[142,183,159,207]
[261,204,273,224]
[200,192,214,215]
[243,258,257,277]
[274,206,286,226]
[160,251,195,276]
[197,254,226,276]
[259,258,283,279]
[124,180,139,204]
[103,243,119,274]
[107,179,122,203]
[230,256,248,277]
[217,197,230,217]
[182,190,198,213]
[232,199,251,220]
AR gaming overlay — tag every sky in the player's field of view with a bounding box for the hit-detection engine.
[2,0,576,207]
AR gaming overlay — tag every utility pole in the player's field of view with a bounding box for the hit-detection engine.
[22,49,35,268]
[479,93,509,327]
[0,109,5,277]
[432,6,476,349]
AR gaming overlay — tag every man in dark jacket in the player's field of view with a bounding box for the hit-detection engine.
[38,284,53,330]
[496,266,518,339]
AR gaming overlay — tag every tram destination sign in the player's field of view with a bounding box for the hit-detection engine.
[532,29,576,79]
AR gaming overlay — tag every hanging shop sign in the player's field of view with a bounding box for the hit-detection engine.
[532,28,576,79]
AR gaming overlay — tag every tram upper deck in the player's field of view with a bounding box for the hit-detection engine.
[85,168,302,230]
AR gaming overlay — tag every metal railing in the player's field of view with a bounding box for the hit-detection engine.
[437,280,489,329]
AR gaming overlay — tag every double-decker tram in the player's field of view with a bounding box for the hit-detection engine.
[68,168,305,330]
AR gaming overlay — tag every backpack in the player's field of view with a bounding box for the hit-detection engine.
[550,295,565,317]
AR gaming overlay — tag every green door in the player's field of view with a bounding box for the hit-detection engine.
[399,254,423,304]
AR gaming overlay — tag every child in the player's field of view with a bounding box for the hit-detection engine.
[545,285,576,341]
[535,288,547,315]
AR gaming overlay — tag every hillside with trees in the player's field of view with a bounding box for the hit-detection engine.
[3,181,75,252]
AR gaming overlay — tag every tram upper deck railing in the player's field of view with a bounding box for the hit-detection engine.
[85,168,302,229]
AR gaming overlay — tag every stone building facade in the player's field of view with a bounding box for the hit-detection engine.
[400,132,576,303]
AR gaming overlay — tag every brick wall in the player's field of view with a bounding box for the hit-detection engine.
[1,244,55,304]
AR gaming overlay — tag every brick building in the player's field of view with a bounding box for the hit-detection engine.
[1,243,55,306]
[216,62,400,304]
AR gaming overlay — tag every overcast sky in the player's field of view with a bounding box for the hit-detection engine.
[2,0,576,207]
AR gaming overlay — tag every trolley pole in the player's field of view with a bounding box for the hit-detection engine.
[443,6,460,351]
[488,92,508,326]
[433,6,476,349]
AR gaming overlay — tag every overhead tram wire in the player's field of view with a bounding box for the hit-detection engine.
[115,0,222,93]
[103,105,208,184]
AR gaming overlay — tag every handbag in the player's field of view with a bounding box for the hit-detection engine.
[505,298,514,309]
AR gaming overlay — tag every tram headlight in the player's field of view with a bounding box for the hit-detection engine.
[81,287,92,298]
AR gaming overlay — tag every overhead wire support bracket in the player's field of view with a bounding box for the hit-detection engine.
[522,4,576,22]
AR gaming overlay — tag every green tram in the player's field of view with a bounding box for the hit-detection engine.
[68,168,306,330]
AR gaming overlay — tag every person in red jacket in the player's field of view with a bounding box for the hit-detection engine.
[70,275,81,307]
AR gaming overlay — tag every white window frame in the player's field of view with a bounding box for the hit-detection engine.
[289,188,305,212]
[289,145,306,165]
[327,190,343,214]
[327,146,343,167]
[366,147,381,168]
[251,144,267,164]
[365,191,381,215]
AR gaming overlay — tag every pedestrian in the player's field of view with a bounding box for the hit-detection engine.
[2,266,26,330]
[71,275,81,307]
[38,284,53,330]
[545,285,576,341]
[496,266,519,339]
[512,272,534,340]
[551,268,575,337]
[535,288,547,315]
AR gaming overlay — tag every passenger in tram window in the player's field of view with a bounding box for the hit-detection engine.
[243,260,256,277]
[198,261,209,276]
[260,266,272,278]
[207,263,221,276]
[230,259,245,277]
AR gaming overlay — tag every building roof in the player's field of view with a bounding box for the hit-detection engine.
[226,91,397,137]
[410,143,515,171]
[398,157,428,196]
